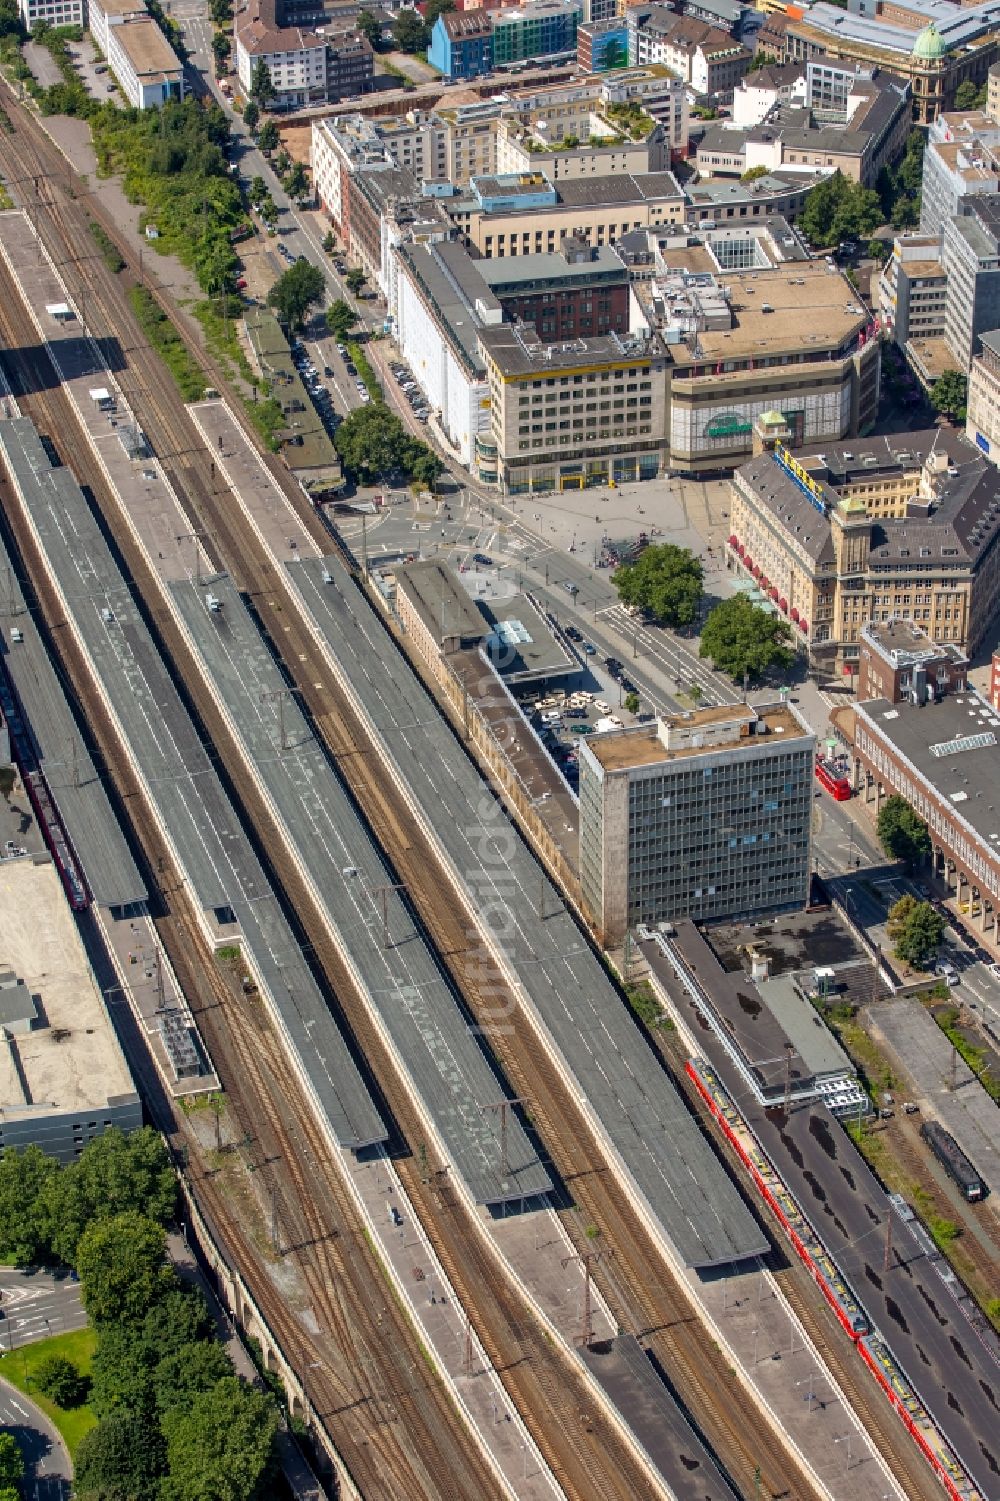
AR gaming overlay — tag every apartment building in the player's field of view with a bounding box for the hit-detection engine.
[728,430,1000,667]
[479,323,668,493]
[478,237,630,342]
[778,3,1000,125]
[966,328,1000,463]
[940,203,1000,372]
[628,7,750,97]
[491,0,580,68]
[577,18,629,74]
[878,235,948,347]
[428,8,493,79]
[920,108,1000,238]
[578,703,815,945]
[495,113,668,182]
[235,0,372,107]
[731,61,805,129]
[856,618,967,707]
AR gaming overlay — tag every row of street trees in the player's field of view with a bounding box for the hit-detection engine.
[611,544,795,683]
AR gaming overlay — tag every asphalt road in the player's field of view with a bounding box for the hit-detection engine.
[0,1270,86,1354]
[0,1376,71,1501]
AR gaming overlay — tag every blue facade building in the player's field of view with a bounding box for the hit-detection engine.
[428,10,493,80]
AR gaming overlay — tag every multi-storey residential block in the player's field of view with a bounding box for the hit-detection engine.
[628,6,750,97]
[478,236,630,342]
[577,18,629,73]
[479,322,668,493]
[731,61,805,128]
[578,703,815,945]
[966,328,1000,463]
[728,430,1000,667]
[495,110,668,182]
[940,203,1000,373]
[920,108,1000,237]
[878,234,948,348]
[428,8,493,79]
[19,0,81,32]
[491,0,580,68]
[235,0,372,107]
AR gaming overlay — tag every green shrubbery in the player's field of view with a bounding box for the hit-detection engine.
[92,98,242,295]
[130,285,207,401]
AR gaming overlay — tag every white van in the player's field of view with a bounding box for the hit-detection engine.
[594,699,611,714]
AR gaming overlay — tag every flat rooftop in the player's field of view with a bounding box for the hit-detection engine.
[669,260,865,364]
[479,324,655,377]
[855,690,1000,853]
[481,592,575,682]
[116,17,184,77]
[587,703,809,771]
[395,558,490,646]
[0,859,136,1122]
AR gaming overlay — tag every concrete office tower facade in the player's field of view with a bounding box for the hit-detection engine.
[579,704,815,945]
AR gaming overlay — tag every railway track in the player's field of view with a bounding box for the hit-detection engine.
[0,88,938,1499]
[0,106,664,1501]
[0,274,500,1501]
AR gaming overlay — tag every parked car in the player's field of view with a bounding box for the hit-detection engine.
[583,641,597,654]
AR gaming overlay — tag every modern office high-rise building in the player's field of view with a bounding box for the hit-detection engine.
[579,703,815,945]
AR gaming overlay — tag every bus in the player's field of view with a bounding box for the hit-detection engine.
[815,757,852,801]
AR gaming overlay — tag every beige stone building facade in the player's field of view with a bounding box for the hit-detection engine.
[728,430,1000,667]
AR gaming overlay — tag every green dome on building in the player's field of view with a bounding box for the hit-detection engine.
[912,22,946,61]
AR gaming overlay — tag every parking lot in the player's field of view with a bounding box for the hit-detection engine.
[386,357,429,423]
[289,333,342,440]
[519,648,647,795]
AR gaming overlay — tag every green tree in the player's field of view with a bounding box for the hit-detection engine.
[888,896,945,969]
[268,259,325,331]
[140,1287,214,1361]
[798,169,881,248]
[424,0,454,27]
[355,8,382,48]
[153,1341,233,1414]
[612,543,703,628]
[90,1324,158,1419]
[0,1435,24,1489]
[327,299,357,341]
[0,1143,59,1265]
[345,266,365,294]
[33,1353,88,1407]
[283,160,309,200]
[208,0,232,23]
[242,98,259,134]
[161,1377,280,1501]
[954,79,985,110]
[76,1212,174,1326]
[256,118,279,154]
[624,691,640,714]
[77,1127,177,1231]
[931,368,968,422]
[335,402,411,480]
[876,793,931,866]
[392,8,427,51]
[75,1411,165,1501]
[249,58,275,105]
[248,174,266,205]
[211,30,230,68]
[410,448,444,490]
[740,164,770,184]
[867,237,887,261]
[322,229,335,252]
[699,595,794,682]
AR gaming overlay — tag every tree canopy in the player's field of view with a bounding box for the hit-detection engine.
[256,118,279,154]
[931,368,968,422]
[392,7,427,50]
[327,298,357,341]
[75,1410,165,1501]
[268,259,325,331]
[354,9,382,47]
[612,543,703,627]
[954,79,988,110]
[0,1435,24,1490]
[76,1212,174,1326]
[876,129,925,229]
[876,794,931,866]
[33,1353,88,1408]
[334,401,437,483]
[283,160,309,201]
[888,896,945,969]
[797,170,882,248]
[161,1378,281,1501]
[345,266,366,294]
[242,98,259,134]
[698,596,794,682]
[249,58,275,105]
[0,1142,59,1264]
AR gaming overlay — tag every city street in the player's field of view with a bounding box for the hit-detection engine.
[0,1377,71,1501]
[0,1270,86,1354]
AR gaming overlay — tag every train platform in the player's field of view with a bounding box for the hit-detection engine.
[169,571,550,1209]
[0,414,386,1156]
[290,551,769,1271]
[650,936,1000,1497]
